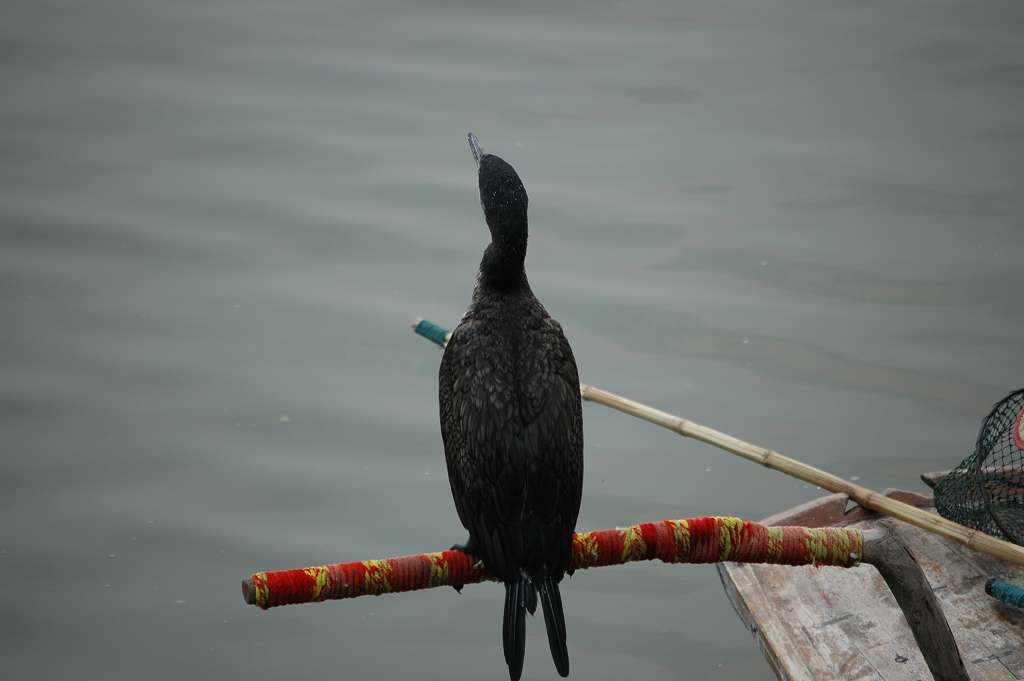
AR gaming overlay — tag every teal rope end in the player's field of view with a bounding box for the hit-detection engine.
[412,318,450,348]
[986,578,1024,609]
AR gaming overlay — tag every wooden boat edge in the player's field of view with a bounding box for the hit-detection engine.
[716,488,1024,681]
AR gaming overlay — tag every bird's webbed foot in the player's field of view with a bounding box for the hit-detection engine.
[449,537,482,593]
[450,536,478,556]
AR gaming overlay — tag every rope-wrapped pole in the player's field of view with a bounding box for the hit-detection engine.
[242,516,863,609]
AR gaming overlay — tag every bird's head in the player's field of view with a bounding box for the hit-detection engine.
[468,132,528,250]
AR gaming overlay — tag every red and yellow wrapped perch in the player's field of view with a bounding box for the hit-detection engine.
[242,515,862,610]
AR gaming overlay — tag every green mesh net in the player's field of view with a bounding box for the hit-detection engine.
[934,389,1024,546]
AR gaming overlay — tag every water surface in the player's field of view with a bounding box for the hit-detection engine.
[2,1,1023,679]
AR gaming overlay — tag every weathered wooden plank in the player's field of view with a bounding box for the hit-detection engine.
[966,658,1019,681]
[719,563,817,681]
[718,489,1024,681]
[815,560,933,681]
[879,517,1024,666]
[892,514,1013,582]
[721,562,884,680]
[858,529,969,681]
[878,516,988,589]
[720,560,933,680]
[757,564,882,680]
[997,648,1024,680]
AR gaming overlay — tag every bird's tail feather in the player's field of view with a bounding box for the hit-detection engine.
[502,578,528,681]
[538,576,569,677]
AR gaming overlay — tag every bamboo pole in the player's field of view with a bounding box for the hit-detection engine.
[411,318,1024,567]
[579,384,1024,566]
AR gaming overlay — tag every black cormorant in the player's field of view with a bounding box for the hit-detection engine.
[439,133,584,680]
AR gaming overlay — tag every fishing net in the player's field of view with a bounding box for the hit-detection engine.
[934,389,1024,546]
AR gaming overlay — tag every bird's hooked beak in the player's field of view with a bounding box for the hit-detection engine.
[467,132,484,167]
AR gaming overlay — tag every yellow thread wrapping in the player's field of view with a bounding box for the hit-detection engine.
[621,524,647,562]
[362,560,393,594]
[717,517,745,561]
[766,527,784,563]
[574,531,600,568]
[830,531,860,566]
[426,552,449,587]
[303,565,330,601]
[828,533,846,565]
[251,573,268,609]
[806,529,829,565]
[668,519,691,562]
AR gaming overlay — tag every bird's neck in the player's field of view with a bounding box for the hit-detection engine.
[478,226,528,291]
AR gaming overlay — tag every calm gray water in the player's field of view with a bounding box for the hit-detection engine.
[2,1,1023,679]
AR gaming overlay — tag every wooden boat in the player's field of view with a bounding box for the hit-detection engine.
[717,481,1024,681]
